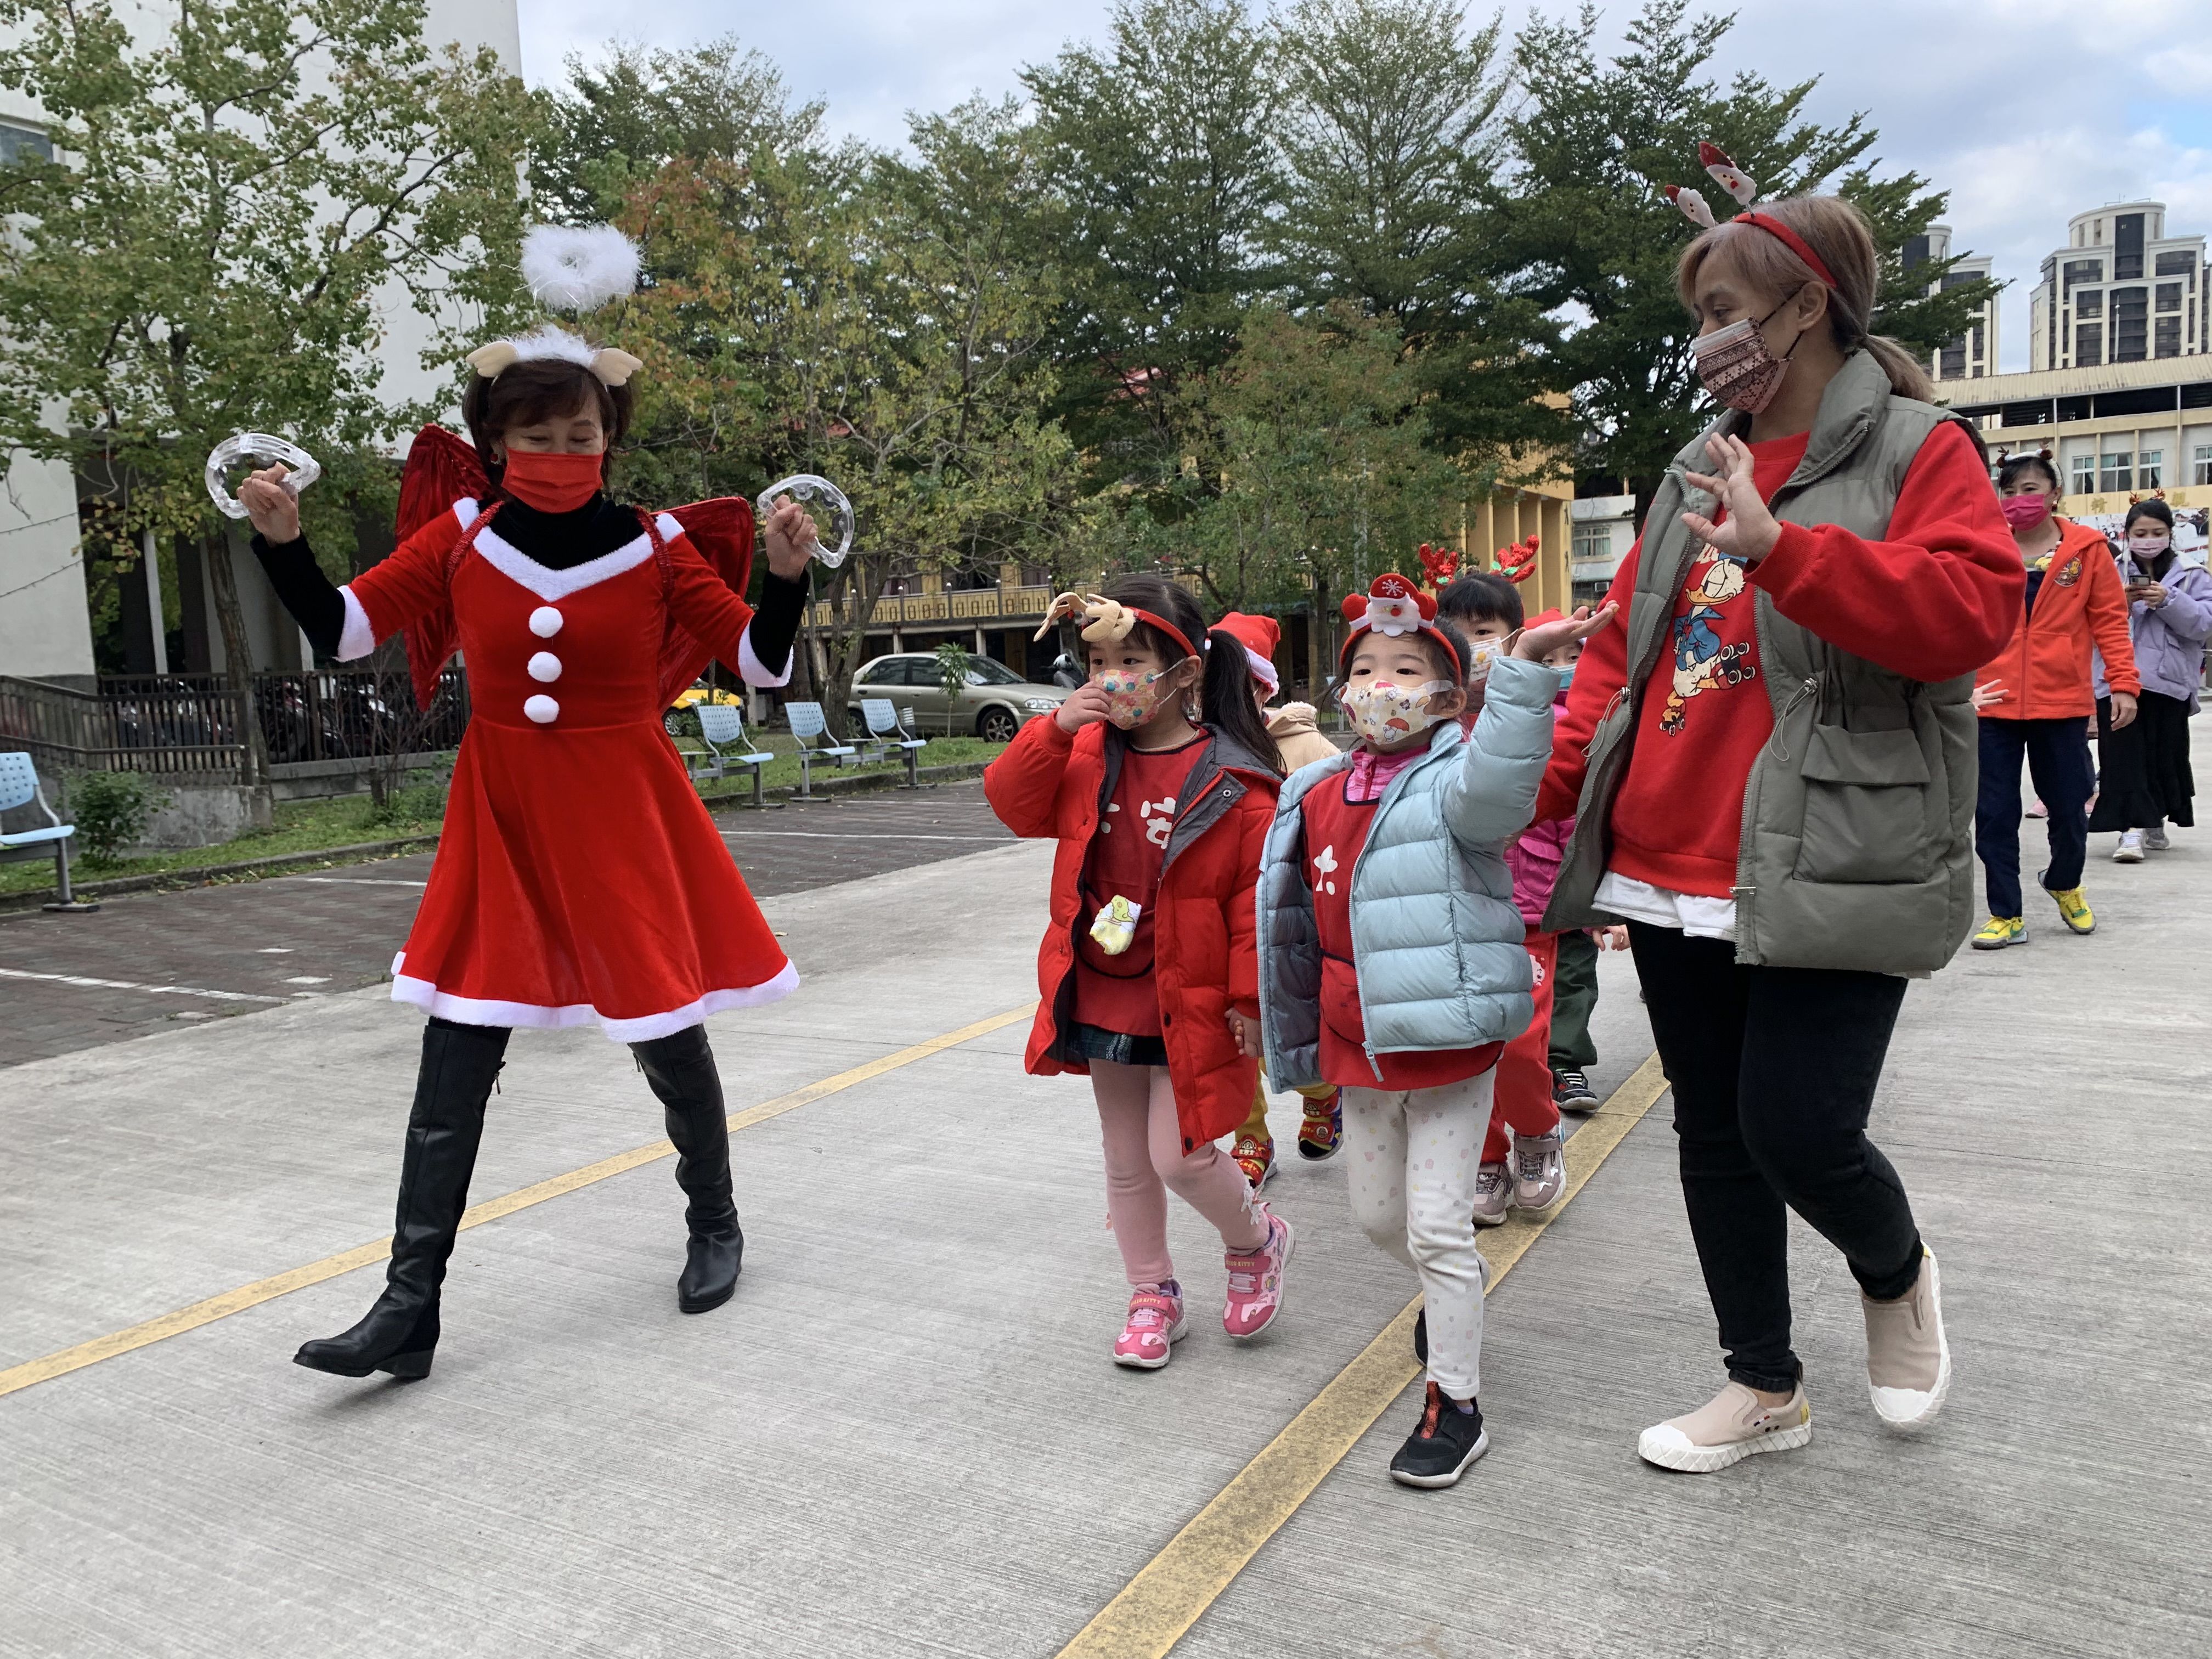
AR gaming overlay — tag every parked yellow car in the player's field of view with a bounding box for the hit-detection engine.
[664,682,742,737]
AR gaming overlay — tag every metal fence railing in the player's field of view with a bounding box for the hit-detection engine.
[0,668,470,777]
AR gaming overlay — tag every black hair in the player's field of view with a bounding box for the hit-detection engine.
[1996,452,2062,495]
[461,356,634,498]
[1436,571,1523,633]
[1097,572,1282,774]
[2123,498,2175,534]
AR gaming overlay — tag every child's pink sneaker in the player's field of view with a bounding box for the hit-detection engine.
[1113,1283,1187,1369]
[1222,1204,1293,1340]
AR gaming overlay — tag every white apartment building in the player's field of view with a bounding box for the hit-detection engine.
[2028,202,2208,374]
[0,1,522,687]
[1907,223,1998,383]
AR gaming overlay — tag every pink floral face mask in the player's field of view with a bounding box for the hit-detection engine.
[1095,668,1171,729]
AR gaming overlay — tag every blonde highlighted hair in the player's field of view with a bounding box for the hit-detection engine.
[1676,194,1934,403]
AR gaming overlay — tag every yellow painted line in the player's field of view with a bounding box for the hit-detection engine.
[1056,1052,1671,1659]
[0,1002,1039,1402]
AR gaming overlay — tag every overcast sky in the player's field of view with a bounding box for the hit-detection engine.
[514,1,2212,373]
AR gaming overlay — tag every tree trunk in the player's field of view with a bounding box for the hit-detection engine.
[204,534,270,786]
[1306,568,1330,707]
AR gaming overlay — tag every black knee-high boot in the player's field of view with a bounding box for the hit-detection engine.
[294,1018,508,1379]
[632,1024,743,1313]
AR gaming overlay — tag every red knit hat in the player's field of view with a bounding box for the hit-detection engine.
[1340,572,1466,683]
[1213,611,1281,692]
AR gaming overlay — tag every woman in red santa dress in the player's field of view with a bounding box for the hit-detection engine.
[238,318,823,1383]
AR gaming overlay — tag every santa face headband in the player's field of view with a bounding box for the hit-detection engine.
[1338,572,1464,686]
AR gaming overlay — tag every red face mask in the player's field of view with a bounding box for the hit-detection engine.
[499,448,603,513]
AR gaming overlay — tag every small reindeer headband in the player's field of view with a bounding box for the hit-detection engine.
[1035,591,1202,662]
[1666,143,1839,290]
[464,225,645,388]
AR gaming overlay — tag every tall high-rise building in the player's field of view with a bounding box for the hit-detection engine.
[1906,224,1997,382]
[2028,202,2208,373]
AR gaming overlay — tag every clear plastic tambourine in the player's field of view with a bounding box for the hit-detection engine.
[206,433,321,520]
[756,474,854,569]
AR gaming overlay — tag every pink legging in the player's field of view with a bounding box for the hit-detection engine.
[1093,1059,1267,1287]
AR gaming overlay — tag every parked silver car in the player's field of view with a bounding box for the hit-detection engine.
[847,653,1071,743]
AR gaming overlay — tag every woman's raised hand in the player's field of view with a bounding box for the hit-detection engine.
[237,465,301,545]
[1681,433,1782,563]
[1511,602,1618,662]
[763,498,820,579]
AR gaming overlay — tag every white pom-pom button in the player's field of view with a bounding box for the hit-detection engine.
[523,695,559,725]
[528,606,563,639]
[527,651,562,683]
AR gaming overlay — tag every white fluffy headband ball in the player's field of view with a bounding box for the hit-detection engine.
[464,223,645,388]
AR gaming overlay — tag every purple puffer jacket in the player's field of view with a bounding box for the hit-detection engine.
[1504,694,1573,929]
[2093,558,2212,710]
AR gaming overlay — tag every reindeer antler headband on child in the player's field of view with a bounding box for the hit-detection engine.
[463,224,645,388]
[1035,592,1203,662]
[1664,143,1839,289]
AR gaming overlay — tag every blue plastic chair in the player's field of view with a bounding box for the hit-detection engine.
[0,751,95,911]
[861,698,929,788]
[691,703,783,810]
[783,702,856,802]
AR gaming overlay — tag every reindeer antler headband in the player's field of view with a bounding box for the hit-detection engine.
[464,224,645,389]
[1665,143,1839,290]
[1035,591,1201,662]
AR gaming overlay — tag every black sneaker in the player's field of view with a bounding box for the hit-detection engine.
[1551,1068,1599,1113]
[1389,1383,1488,1488]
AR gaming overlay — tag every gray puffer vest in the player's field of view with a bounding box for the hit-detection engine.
[1541,351,1982,975]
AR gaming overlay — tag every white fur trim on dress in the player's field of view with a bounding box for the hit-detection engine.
[335,586,376,661]
[390,955,800,1042]
[738,625,793,688]
[470,520,656,601]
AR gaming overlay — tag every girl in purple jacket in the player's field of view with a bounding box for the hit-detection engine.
[2093,500,2210,860]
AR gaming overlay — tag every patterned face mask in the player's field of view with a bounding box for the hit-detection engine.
[1095,668,1172,729]
[1691,292,1806,415]
[1338,678,1454,746]
[1465,637,1502,682]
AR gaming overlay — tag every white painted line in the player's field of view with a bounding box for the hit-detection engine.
[256,947,292,954]
[283,976,330,986]
[289,877,429,887]
[715,831,1007,843]
[0,967,285,1005]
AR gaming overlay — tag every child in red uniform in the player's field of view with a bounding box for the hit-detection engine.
[238,281,821,1382]
[1256,574,1611,1486]
[985,576,1289,1370]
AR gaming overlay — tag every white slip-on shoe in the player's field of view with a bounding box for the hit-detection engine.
[1863,1247,1951,1431]
[1638,1380,1813,1473]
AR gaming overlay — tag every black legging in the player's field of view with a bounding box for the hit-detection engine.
[1628,923,1924,1392]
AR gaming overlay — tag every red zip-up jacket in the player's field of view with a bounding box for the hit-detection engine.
[1977,517,2139,719]
[1538,420,2021,898]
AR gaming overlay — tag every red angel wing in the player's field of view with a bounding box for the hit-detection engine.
[653,496,758,708]
[395,425,492,710]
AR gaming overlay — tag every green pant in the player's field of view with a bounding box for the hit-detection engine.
[1548,927,1599,1071]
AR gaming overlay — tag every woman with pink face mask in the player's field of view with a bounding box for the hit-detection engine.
[2091,498,2209,859]
[984,574,1294,1372]
[1536,189,2021,1474]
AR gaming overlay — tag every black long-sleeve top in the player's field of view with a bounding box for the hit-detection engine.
[250,493,808,676]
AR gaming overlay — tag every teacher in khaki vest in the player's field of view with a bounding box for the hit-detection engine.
[1538,191,2021,1473]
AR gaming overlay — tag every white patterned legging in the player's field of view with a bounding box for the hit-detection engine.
[1342,1070,1497,1401]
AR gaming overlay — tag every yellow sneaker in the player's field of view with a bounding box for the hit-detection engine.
[2050,886,2095,934]
[1970,915,2026,950]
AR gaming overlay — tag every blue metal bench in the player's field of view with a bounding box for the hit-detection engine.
[861,698,929,788]
[783,701,856,803]
[0,751,97,912]
[690,704,783,810]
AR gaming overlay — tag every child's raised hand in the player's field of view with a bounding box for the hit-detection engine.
[1512,602,1618,662]
[763,498,820,579]
[1226,1009,1262,1057]
[1055,681,1113,733]
[1970,679,2008,711]
[237,465,301,544]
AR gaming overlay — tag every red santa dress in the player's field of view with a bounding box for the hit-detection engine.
[335,497,798,1041]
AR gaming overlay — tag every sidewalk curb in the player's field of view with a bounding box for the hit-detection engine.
[1,759,994,912]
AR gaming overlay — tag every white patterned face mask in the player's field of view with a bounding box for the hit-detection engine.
[1337,678,1454,746]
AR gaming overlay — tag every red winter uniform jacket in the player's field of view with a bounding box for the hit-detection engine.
[1539,421,2021,900]
[1977,517,2140,720]
[984,716,1281,1153]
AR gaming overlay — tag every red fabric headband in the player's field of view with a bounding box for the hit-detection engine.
[1732,211,1839,291]
[1130,607,1201,663]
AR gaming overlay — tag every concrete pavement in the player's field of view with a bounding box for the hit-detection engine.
[2,740,2209,1657]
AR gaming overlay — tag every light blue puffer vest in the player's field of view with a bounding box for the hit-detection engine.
[1256,655,1559,1090]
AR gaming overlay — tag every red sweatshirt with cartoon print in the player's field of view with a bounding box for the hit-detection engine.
[1538,420,2021,899]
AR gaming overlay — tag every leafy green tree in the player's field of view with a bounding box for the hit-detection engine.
[1023,0,1281,510]
[1493,1,1993,516]
[0,0,534,780]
